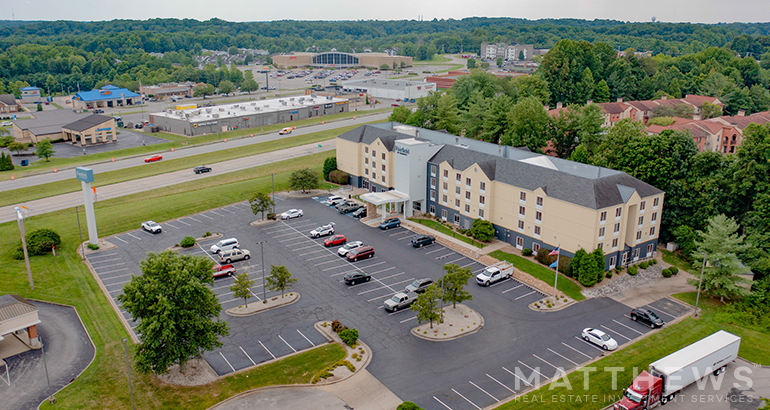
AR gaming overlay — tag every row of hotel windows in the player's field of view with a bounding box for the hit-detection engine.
[598,198,660,223]
[428,205,485,224]
[364,167,386,184]
[364,146,387,161]
[597,213,658,238]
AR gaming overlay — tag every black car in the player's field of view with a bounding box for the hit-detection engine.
[352,207,367,218]
[405,278,434,293]
[411,235,436,248]
[338,203,363,214]
[630,308,665,328]
[194,165,212,174]
[343,271,371,285]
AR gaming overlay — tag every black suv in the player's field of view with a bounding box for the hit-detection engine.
[338,203,363,214]
[194,165,212,174]
[630,308,665,328]
[411,235,436,248]
[343,271,371,285]
[352,207,367,218]
[405,278,434,293]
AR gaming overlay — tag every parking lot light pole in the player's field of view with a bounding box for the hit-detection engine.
[16,207,34,290]
[694,252,707,318]
[123,338,136,410]
[271,173,276,214]
[40,336,51,402]
[257,241,268,302]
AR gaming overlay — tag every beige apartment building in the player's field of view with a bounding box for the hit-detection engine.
[337,123,664,270]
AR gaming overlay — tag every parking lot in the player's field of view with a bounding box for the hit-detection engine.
[86,195,691,409]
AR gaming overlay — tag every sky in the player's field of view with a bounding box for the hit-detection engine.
[4,0,770,24]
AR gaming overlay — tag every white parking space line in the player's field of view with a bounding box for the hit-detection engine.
[259,341,276,359]
[356,261,385,269]
[435,252,456,259]
[113,236,128,244]
[95,262,127,269]
[574,336,606,352]
[533,354,560,371]
[298,249,325,256]
[644,305,678,320]
[561,342,593,359]
[109,288,126,294]
[90,257,122,264]
[487,373,516,393]
[188,217,203,223]
[209,210,225,217]
[323,265,350,272]
[293,244,321,251]
[220,208,236,214]
[199,214,215,220]
[359,278,415,295]
[451,388,481,410]
[425,248,446,255]
[263,228,288,235]
[501,284,524,293]
[399,316,418,323]
[367,292,397,302]
[396,235,414,241]
[447,257,467,264]
[377,271,405,281]
[474,266,489,273]
[367,266,396,276]
[280,237,309,243]
[297,330,315,347]
[307,254,335,261]
[461,262,478,269]
[489,278,512,288]
[287,221,316,229]
[331,270,355,277]
[102,272,135,281]
[165,222,179,229]
[388,308,414,316]
[96,267,129,275]
[518,360,548,379]
[433,396,453,410]
[314,260,342,266]
[389,230,411,237]
[601,325,632,342]
[240,346,256,366]
[612,319,645,335]
[548,348,579,367]
[249,289,262,301]
[272,232,299,238]
[469,380,499,402]
[140,230,155,237]
[176,219,191,226]
[126,233,142,240]
[278,335,297,352]
[219,352,235,372]
[87,252,119,259]
[515,290,536,300]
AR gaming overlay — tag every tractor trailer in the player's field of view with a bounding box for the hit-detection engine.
[613,330,741,409]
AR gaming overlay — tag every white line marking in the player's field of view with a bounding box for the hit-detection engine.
[367,266,396,275]
[126,233,142,240]
[331,270,354,277]
[447,257,467,264]
[515,290,536,300]
[209,211,225,217]
[358,278,415,295]
[89,257,122,264]
[323,264,350,272]
[307,254,335,261]
[299,249,326,256]
[140,230,154,237]
[644,305,678,320]
[220,208,236,214]
[240,346,256,366]
[461,262,478,268]
[165,222,179,229]
[272,232,298,238]
[297,329,315,347]
[96,267,129,275]
[602,325,632,341]
[280,237,308,243]
[377,271,405,281]
[433,396,453,410]
[399,316,418,323]
[113,236,128,244]
[425,248,446,255]
[451,388,481,410]
[435,252,455,259]
[489,278,512,288]
[293,244,320,251]
[469,380,499,402]
[94,262,126,269]
[612,319,645,335]
[355,261,385,269]
[518,360,548,379]
[314,260,342,266]
[389,230,411,237]
[219,352,235,372]
[199,213,214,220]
[502,284,523,293]
[87,252,119,259]
[486,374,516,393]
[101,273,135,282]
[533,354,559,370]
[176,219,191,226]
[548,348,579,366]
[396,235,414,241]
[574,336,606,352]
[561,342,593,359]
[278,335,297,352]
[187,217,203,223]
[367,292,397,302]
[259,341,276,359]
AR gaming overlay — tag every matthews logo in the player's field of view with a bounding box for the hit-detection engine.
[395,146,410,156]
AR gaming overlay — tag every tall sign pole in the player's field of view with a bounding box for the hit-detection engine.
[75,167,99,245]
[15,207,34,290]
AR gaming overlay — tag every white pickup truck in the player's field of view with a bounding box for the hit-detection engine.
[475,262,514,286]
[384,292,418,312]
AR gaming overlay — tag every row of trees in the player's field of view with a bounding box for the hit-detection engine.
[411,263,474,328]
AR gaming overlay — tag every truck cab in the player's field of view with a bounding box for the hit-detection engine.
[614,371,663,410]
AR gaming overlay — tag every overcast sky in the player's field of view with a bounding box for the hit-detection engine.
[4,0,770,24]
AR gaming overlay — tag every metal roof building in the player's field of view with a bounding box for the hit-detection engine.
[71,85,140,110]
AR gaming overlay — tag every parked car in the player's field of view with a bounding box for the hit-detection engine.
[581,328,618,351]
[334,200,355,210]
[630,308,665,328]
[475,265,513,286]
[351,208,367,218]
[379,218,401,230]
[310,223,335,238]
[280,209,303,220]
[0,121,12,127]
[210,238,239,254]
[194,165,212,174]
[338,203,363,214]
[212,264,236,278]
[384,292,418,312]
[346,245,374,261]
[405,278,434,294]
[219,248,251,263]
[343,271,371,285]
[141,221,162,234]
[93,109,104,114]
[324,234,347,247]
[411,235,435,248]
[134,123,144,129]
[323,195,345,206]
[144,155,162,163]
[338,241,363,256]
[279,127,292,135]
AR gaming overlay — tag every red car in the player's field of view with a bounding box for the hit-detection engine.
[144,155,163,163]
[213,264,236,278]
[324,234,347,247]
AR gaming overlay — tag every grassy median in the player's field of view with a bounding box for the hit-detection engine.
[489,250,585,301]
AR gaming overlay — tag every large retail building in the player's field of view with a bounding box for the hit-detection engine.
[273,52,412,69]
[150,95,349,136]
[341,79,436,100]
[337,123,664,270]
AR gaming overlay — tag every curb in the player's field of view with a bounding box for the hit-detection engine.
[411,304,485,342]
[528,298,577,312]
[226,293,300,317]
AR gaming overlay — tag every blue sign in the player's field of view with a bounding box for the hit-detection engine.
[97,127,112,132]
[75,167,94,183]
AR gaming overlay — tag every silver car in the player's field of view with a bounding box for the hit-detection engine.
[338,241,363,256]
[210,238,239,254]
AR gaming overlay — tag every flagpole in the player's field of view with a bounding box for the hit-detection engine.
[553,243,560,300]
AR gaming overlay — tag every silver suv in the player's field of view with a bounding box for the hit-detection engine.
[210,238,239,254]
[219,249,251,263]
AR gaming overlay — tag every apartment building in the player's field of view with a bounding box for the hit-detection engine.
[647,110,770,154]
[337,123,664,270]
[480,43,535,61]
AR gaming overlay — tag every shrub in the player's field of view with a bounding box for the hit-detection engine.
[339,328,359,346]
[535,247,554,265]
[87,243,99,250]
[615,266,624,274]
[522,248,533,257]
[558,256,573,277]
[457,228,466,235]
[203,231,212,237]
[180,236,195,247]
[605,271,613,279]
[470,219,495,242]
[14,228,62,259]
[328,170,350,185]
[628,265,639,276]
[640,261,649,269]
[651,259,658,265]
[266,213,276,220]
[331,319,343,333]
[661,268,673,278]
[670,267,679,275]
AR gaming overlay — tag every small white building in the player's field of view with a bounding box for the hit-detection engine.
[341,79,436,101]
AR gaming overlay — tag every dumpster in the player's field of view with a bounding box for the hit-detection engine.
[20,159,29,166]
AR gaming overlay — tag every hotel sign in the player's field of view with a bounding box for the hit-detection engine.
[395,146,410,156]
[75,167,94,183]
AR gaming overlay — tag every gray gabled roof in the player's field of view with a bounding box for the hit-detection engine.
[0,94,17,106]
[0,294,38,323]
[13,109,83,136]
[63,114,113,132]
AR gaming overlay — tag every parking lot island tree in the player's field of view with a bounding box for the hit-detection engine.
[410,284,443,329]
[249,191,275,220]
[230,272,255,308]
[266,264,297,298]
[289,168,320,193]
[7,141,28,155]
[118,250,230,374]
[438,263,474,308]
[35,139,55,162]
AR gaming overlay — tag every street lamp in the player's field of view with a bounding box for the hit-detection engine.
[15,207,34,290]
[257,240,268,302]
[694,252,707,317]
[123,338,136,410]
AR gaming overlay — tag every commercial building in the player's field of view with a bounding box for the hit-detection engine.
[340,78,436,100]
[20,87,41,104]
[71,85,141,110]
[12,110,117,146]
[0,294,41,348]
[337,123,664,270]
[138,82,202,98]
[480,43,535,61]
[273,52,412,69]
[0,94,21,115]
[150,95,349,136]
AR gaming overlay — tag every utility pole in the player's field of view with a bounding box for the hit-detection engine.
[694,252,707,317]
[258,241,268,302]
[271,173,276,214]
[123,339,136,410]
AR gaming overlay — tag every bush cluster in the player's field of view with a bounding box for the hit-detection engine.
[640,261,649,269]
[87,243,99,250]
[180,236,196,248]
[662,268,673,278]
[628,265,639,276]
[14,228,61,260]
[328,170,350,185]
[521,248,533,257]
[339,328,359,346]
[0,151,14,171]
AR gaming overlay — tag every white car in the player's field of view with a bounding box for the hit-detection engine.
[338,241,363,256]
[0,121,12,127]
[280,209,303,220]
[310,223,335,238]
[210,238,239,254]
[141,221,162,234]
[323,195,345,206]
[581,328,619,351]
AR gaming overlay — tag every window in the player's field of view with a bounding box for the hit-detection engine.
[649,227,656,236]
[429,205,435,215]
[441,209,447,220]
[519,192,527,202]
[381,175,385,183]
[442,182,448,192]
[381,153,385,161]
[478,209,484,219]
[365,157,369,165]
[382,164,386,172]
[518,220,524,230]
[430,190,436,201]
[364,147,369,154]
[534,226,541,236]
[442,194,447,204]
[600,211,607,223]
[653,197,660,208]
[598,227,605,239]
[372,149,376,158]
[466,177,471,187]
[609,256,616,268]
[633,248,640,260]
[362,180,369,189]
[454,214,460,225]
[465,191,471,201]
[516,237,524,248]
[535,211,542,222]
[456,173,461,182]
[638,216,644,226]
[640,201,646,212]
[533,243,540,253]
[636,231,642,241]
[372,172,376,180]
[365,168,369,175]
[614,222,621,234]
[536,196,543,207]
[519,206,525,217]
[455,186,461,195]
[431,165,436,176]
[455,199,460,208]
[464,204,470,214]
[479,195,485,205]
[612,238,618,249]
[615,207,622,218]
[480,181,486,192]
[430,177,436,188]
[647,244,654,256]
[598,243,603,250]
[443,169,449,179]
[651,212,658,223]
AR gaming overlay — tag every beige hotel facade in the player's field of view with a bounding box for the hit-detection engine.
[337,123,664,270]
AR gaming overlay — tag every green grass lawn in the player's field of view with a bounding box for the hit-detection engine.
[661,249,694,273]
[1,155,342,409]
[489,250,585,301]
[493,291,769,410]
[408,218,485,248]
[412,55,453,65]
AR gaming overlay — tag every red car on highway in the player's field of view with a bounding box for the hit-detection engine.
[144,155,163,163]
[213,264,236,278]
[324,234,347,247]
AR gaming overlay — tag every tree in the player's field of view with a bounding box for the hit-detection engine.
[118,251,229,374]
[591,247,606,283]
[519,50,525,61]
[466,58,476,69]
[380,64,390,70]
[503,96,550,151]
[0,152,14,171]
[479,94,513,144]
[193,83,215,98]
[577,68,595,103]
[594,80,610,103]
[322,156,337,180]
[228,46,239,55]
[266,265,297,298]
[389,105,412,123]
[410,284,443,328]
[230,273,255,307]
[217,80,235,95]
[289,168,319,193]
[437,263,473,308]
[36,103,43,111]
[470,219,494,242]
[687,215,752,302]
[240,78,259,94]
[496,57,503,67]
[7,141,28,155]
[35,139,55,161]
[249,191,275,220]
[569,143,590,163]
[512,75,551,105]
[699,102,723,119]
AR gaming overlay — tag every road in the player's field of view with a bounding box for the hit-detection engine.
[0,111,390,192]
[0,140,335,223]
